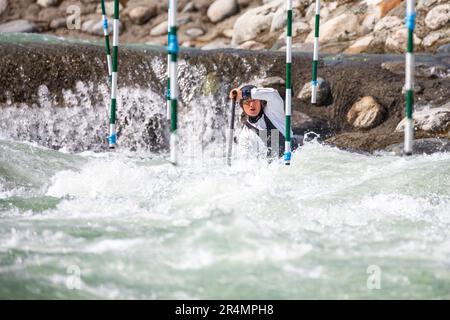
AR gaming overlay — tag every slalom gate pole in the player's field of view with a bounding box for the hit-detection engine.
[101,0,112,83]
[284,0,293,166]
[311,0,320,104]
[168,0,179,164]
[166,5,171,120]
[404,0,415,156]
[108,0,119,149]
[227,92,238,166]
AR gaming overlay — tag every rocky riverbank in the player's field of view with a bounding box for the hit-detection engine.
[0,35,449,153]
[0,0,449,54]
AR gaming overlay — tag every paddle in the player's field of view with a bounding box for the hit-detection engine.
[227,91,238,166]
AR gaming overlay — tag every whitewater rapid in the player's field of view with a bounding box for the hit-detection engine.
[0,138,449,299]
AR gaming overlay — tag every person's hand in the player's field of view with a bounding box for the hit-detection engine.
[229,88,242,101]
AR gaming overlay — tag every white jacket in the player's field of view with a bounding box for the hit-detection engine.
[236,87,292,158]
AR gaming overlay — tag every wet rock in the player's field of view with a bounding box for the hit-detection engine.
[347,96,385,130]
[345,35,374,54]
[96,1,124,17]
[424,4,450,30]
[128,6,156,25]
[185,27,205,39]
[150,20,168,36]
[37,0,59,8]
[292,110,330,136]
[384,138,450,155]
[396,103,450,133]
[381,61,449,78]
[297,77,331,106]
[207,0,238,23]
[306,13,361,44]
[0,0,7,16]
[0,20,37,33]
[385,28,422,53]
[231,1,280,45]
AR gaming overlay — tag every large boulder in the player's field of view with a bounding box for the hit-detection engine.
[185,27,205,39]
[395,103,450,133]
[305,13,361,44]
[347,96,385,130]
[150,20,168,36]
[207,0,238,23]
[345,35,374,54]
[0,0,7,16]
[373,15,403,33]
[0,20,37,33]
[297,77,332,106]
[128,6,156,25]
[231,1,281,45]
[425,4,450,30]
[270,5,286,32]
[37,0,59,8]
[385,28,422,53]
[292,110,330,136]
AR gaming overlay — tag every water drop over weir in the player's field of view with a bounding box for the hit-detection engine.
[0,34,449,155]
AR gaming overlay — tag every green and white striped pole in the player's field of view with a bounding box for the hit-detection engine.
[311,0,320,104]
[166,5,171,120]
[101,0,112,83]
[404,0,415,156]
[284,0,293,165]
[168,0,179,164]
[108,0,119,148]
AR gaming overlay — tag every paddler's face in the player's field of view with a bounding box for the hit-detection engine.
[242,99,262,117]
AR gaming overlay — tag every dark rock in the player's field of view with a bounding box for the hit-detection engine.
[384,138,450,155]
[297,77,332,106]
